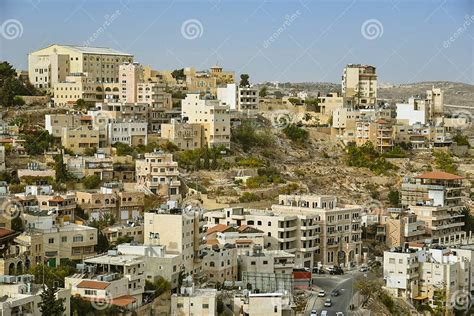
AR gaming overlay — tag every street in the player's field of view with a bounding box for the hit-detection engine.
[305,270,368,316]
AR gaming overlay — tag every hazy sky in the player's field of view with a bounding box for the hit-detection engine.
[0,0,472,84]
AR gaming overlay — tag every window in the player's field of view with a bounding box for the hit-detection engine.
[202,304,209,309]
[61,236,67,242]
[48,238,54,244]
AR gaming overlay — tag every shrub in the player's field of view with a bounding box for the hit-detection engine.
[282,124,308,142]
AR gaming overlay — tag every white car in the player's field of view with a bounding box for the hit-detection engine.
[336,313,345,316]
[318,290,326,297]
[324,298,332,307]
[360,266,369,272]
[310,310,318,316]
[320,310,328,316]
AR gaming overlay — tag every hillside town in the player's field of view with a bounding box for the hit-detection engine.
[0,40,472,316]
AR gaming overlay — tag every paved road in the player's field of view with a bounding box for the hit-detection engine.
[305,271,368,316]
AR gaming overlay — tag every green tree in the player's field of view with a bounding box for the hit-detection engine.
[203,147,210,170]
[282,124,308,143]
[39,285,66,316]
[54,151,70,184]
[113,142,135,156]
[96,231,110,253]
[13,96,25,106]
[433,150,457,173]
[239,74,250,87]
[116,235,134,245]
[83,146,97,156]
[453,132,470,147]
[82,174,101,189]
[171,68,185,80]
[145,277,171,298]
[23,130,54,156]
[259,86,267,97]
[388,190,400,207]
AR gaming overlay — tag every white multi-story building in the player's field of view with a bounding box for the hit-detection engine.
[217,84,259,113]
[181,93,231,149]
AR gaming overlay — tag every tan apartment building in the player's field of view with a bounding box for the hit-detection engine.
[401,171,466,244]
[380,208,425,247]
[29,44,133,89]
[274,194,362,267]
[103,224,143,245]
[119,62,143,103]
[206,194,361,269]
[160,119,203,150]
[144,208,204,276]
[117,243,181,289]
[318,92,344,116]
[64,152,114,180]
[171,286,217,316]
[181,93,231,149]
[341,64,377,107]
[66,252,145,310]
[45,113,81,138]
[201,245,237,283]
[135,151,181,199]
[76,183,144,221]
[16,222,97,267]
[355,119,394,152]
[0,278,71,316]
[61,126,100,154]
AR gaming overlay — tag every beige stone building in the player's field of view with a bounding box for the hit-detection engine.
[355,119,394,152]
[160,119,203,150]
[144,208,205,276]
[401,171,466,244]
[181,93,231,149]
[0,278,71,316]
[29,44,133,89]
[16,222,97,267]
[45,113,81,138]
[341,64,377,107]
[135,151,181,199]
[65,252,145,310]
[76,182,144,221]
[117,243,181,289]
[379,208,425,247]
[201,245,237,283]
[61,125,100,154]
[171,285,217,316]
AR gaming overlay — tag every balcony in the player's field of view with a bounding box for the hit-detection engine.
[278,226,297,232]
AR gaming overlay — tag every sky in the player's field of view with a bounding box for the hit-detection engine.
[0,0,473,84]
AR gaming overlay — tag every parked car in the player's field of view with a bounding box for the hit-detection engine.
[324,298,332,307]
[331,289,340,296]
[312,267,325,274]
[360,266,369,272]
[330,267,344,275]
[310,310,318,316]
[318,290,326,297]
[320,311,328,316]
[336,313,345,316]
